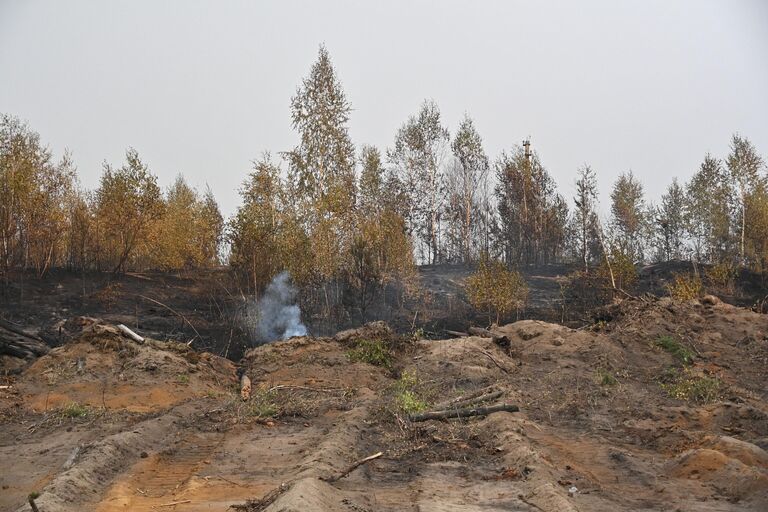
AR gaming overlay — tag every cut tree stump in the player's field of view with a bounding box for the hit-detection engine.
[240,374,252,401]
[409,403,519,422]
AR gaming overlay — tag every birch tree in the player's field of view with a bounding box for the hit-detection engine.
[94,148,164,273]
[654,178,686,262]
[388,100,449,264]
[685,155,734,262]
[445,115,489,263]
[571,165,600,270]
[610,171,646,262]
[726,134,765,263]
[285,45,357,282]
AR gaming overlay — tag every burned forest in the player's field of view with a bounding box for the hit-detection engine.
[2,4,768,512]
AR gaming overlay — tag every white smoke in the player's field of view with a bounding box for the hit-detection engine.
[248,271,307,343]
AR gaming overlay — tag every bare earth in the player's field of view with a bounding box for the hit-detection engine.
[2,296,768,511]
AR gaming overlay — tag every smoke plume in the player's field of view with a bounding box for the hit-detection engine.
[248,271,307,343]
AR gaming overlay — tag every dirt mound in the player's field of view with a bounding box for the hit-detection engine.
[15,324,236,414]
[2,301,768,511]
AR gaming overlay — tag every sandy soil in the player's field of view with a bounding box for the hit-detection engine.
[1,295,768,511]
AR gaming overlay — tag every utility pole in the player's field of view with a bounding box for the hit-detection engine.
[521,138,531,264]
[523,138,531,162]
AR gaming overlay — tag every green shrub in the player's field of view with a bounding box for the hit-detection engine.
[655,336,694,365]
[346,339,393,370]
[393,371,428,414]
[596,368,617,386]
[245,388,278,419]
[660,367,722,404]
[60,402,89,418]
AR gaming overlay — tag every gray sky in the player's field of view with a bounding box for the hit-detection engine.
[1,0,767,219]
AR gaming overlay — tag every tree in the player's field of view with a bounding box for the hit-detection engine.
[286,45,356,217]
[348,210,415,319]
[744,183,768,271]
[198,186,224,265]
[94,148,164,273]
[654,178,686,262]
[0,114,77,277]
[151,176,223,269]
[285,45,357,283]
[389,100,450,264]
[66,188,94,271]
[610,171,646,262]
[358,145,385,214]
[685,155,734,262]
[465,257,528,324]
[571,165,600,270]
[445,115,490,263]
[229,154,287,294]
[727,134,765,263]
[25,151,76,276]
[495,143,567,265]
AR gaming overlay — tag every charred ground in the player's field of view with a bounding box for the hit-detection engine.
[1,264,767,511]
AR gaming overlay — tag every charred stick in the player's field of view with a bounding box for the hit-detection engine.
[323,451,383,482]
[409,403,519,422]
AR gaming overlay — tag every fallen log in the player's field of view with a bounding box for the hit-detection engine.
[117,324,144,344]
[322,451,383,482]
[432,386,498,410]
[445,329,469,338]
[0,318,43,341]
[467,326,511,349]
[0,330,50,359]
[467,327,509,343]
[440,390,503,411]
[409,403,519,422]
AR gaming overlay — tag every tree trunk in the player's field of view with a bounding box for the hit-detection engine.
[741,198,746,263]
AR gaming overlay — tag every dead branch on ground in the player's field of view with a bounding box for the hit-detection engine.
[409,403,519,422]
[322,451,383,482]
[475,348,511,374]
[117,324,144,343]
[438,390,503,410]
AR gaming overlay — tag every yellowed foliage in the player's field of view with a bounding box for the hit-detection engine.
[667,272,703,301]
[598,247,637,291]
[465,258,528,323]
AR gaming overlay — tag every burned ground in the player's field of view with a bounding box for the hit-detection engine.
[1,292,767,511]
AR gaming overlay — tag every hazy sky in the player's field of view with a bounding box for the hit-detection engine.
[1,0,767,218]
